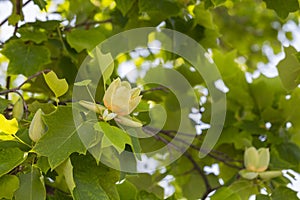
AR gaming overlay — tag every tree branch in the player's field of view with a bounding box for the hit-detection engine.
[144,129,212,193]
[0,0,31,27]
[5,76,10,99]
[0,69,51,96]
[143,126,243,170]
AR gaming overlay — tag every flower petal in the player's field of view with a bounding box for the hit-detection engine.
[239,169,258,180]
[259,171,282,180]
[256,148,270,172]
[128,95,142,114]
[244,147,259,171]
[103,78,120,109]
[111,86,131,115]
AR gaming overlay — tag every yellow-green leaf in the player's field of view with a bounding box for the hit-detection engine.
[0,114,18,135]
[43,71,69,98]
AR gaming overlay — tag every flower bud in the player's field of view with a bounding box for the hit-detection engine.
[244,147,269,172]
[29,109,47,142]
[79,100,106,114]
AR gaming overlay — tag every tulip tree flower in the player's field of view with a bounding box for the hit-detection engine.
[103,78,142,116]
[79,78,142,127]
[239,147,282,180]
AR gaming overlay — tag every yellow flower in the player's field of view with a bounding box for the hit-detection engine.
[244,147,269,172]
[103,78,142,116]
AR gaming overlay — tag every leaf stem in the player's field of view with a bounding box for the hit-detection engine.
[13,134,32,148]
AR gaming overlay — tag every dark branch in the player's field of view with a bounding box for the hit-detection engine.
[144,129,212,193]
[143,126,243,170]
[0,69,51,95]
[5,76,10,99]
[0,0,31,27]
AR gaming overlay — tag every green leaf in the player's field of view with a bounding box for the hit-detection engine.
[127,174,164,199]
[36,156,50,173]
[33,106,86,169]
[210,187,241,200]
[271,186,299,200]
[137,190,160,200]
[182,172,206,199]
[55,158,76,195]
[0,175,19,199]
[0,97,10,112]
[66,28,106,52]
[273,143,300,169]
[263,0,299,19]
[33,0,47,10]
[1,40,51,76]
[19,27,48,44]
[95,122,132,153]
[213,50,254,111]
[71,153,120,200]
[28,101,56,114]
[133,100,149,113]
[211,0,226,6]
[194,3,215,29]
[47,190,73,200]
[14,167,46,200]
[115,0,136,16]
[277,46,300,91]
[8,0,24,25]
[139,0,181,22]
[117,180,137,200]
[93,47,114,85]
[256,194,271,200]
[228,180,259,200]
[43,71,69,98]
[0,147,27,177]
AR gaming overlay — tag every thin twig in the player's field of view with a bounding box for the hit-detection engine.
[143,126,243,169]
[147,130,212,193]
[5,76,10,99]
[0,69,51,95]
[0,0,31,27]
[14,90,28,118]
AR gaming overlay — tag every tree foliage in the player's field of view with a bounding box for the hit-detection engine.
[0,0,300,199]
